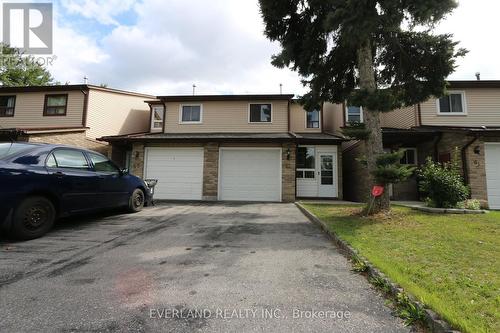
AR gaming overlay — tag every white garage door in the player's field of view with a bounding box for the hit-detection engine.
[144,148,203,200]
[219,149,281,202]
[485,143,500,209]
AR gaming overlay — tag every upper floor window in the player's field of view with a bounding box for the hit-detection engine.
[249,103,272,123]
[151,105,164,131]
[180,104,202,123]
[437,92,466,115]
[346,105,363,123]
[306,109,320,128]
[44,94,68,116]
[0,96,16,117]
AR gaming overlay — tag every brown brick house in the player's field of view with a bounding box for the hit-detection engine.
[330,80,500,209]
[100,95,345,202]
[0,85,154,154]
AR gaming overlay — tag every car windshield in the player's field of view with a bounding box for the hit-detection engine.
[0,143,37,160]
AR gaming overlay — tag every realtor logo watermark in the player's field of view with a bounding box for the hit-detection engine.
[2,2,53,54]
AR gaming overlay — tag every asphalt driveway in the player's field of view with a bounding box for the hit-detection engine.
[0,203,410,333]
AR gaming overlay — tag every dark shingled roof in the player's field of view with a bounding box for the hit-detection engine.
[99,132,347,144]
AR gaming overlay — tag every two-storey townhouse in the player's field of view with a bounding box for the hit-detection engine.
[0,85,154,154]
[333,80,500,209]
[100,94,346,202]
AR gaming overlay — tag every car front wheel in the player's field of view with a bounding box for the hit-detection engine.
[128,189,145,213]
[12,196,56,240]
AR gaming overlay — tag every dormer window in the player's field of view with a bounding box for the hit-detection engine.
[306,109,320,128]
[346,105,363,123]
[437,91,466,115]
[151,105,164,131]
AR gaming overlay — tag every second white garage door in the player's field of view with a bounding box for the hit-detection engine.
[144,147,204,200]
[219,148,281,202]
[485,143,500,209]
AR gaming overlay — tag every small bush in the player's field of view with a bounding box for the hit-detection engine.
[396,292,426,326]
[456,199,481,210]
[418,155,469,209]
[351,255,368,272]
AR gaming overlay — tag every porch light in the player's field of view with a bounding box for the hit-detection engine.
[287,148,291,160]
[474,146,481,155]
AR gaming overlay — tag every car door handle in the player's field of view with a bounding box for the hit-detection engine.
[52,171,65,178]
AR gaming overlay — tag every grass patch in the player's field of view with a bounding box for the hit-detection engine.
[302,203,500,333]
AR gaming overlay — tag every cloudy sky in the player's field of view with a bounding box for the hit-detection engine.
[12,0,500,95]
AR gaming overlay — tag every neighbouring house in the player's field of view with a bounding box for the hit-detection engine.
[100,94,346,202]
[0,85,154,154]
[328,80,500,209]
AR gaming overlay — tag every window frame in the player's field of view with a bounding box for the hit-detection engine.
[248,103,273,124]
[46,148,91,170]
[436,91,467,115]
[87,151,120,174]
[305,109,321,129]
[0,95,16,117]
[400,148,418,165]
[345,105,363,123]
[179,103,203,124]
[296,146,316,180]
[150,105,165,131]
[43,94,68,117]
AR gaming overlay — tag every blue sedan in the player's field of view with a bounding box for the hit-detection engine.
[0,142,152,240]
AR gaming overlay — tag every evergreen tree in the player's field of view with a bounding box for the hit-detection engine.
[259,0,466,213]
[0,43,56,86]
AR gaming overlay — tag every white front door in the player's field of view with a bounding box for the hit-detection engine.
[485,143,500,209]
[317,153,336,197]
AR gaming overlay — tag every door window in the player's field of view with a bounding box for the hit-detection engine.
[51,150,89,169]
[88,152,119,174]
[320,155,334,185]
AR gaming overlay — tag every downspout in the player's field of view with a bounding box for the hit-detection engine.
[433,132,443,162]
[417,103,422,127]
[81,89,89,127]
[461,134,478,188]
[320,102,324,133]
[287,100,291,133]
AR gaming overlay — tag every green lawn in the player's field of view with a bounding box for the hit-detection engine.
[302,204,500,333]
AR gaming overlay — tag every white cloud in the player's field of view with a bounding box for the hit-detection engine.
[49,0,499,96]
[60,0,135,26]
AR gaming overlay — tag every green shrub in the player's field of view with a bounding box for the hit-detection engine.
[418,154,469,209]
[456,199,481,210]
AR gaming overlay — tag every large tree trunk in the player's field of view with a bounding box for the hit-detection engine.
[356,39,390,213]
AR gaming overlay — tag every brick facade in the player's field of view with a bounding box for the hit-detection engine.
[27,131,109,154]
[281,142,297,202]
[202,142,220,201]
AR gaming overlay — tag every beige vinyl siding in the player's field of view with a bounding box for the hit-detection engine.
[0,91,84,128]
[420,88,500,127]
[86,89,151,140]
[164,100,289,133]
[289,103,321,133]
[323,102,344,133]
[380,106,418,129]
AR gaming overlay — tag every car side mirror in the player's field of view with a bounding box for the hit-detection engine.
[120,168,129,176]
